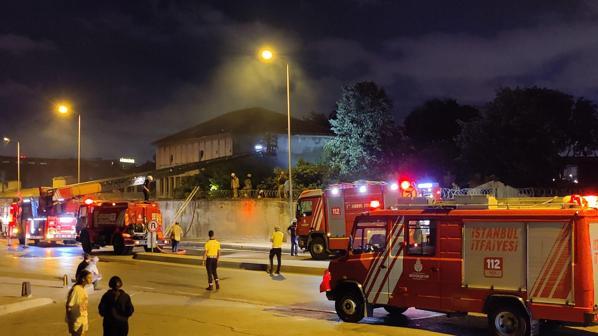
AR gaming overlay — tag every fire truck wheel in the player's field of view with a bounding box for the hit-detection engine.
[384,306,408,315]
[488,304,529,336]
[335,290,365,323]
[80,231,92,253]
[309,237,328,260]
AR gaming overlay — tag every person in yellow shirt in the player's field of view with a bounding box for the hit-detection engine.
[269,226,284,275]
[170,222,183,253]
[203,230,221,290]
[66,270,92,336]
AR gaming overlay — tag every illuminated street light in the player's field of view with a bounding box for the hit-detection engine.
[258,46,294,220]
[54,101,81,183]
[259,48,273,62]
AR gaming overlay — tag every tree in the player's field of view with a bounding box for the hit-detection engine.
[457,87,598,187]
[401,99,479,184]
[325,81,397,180]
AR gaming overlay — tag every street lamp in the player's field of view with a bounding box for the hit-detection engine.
[2,137,20,195]
[258,47,293,219]
[55,102,81,183]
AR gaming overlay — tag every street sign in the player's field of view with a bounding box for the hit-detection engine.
[148,221,158,232]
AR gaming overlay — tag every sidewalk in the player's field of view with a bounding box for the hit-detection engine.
[0,276,65,316]
[179,240,294,254]
[134,252,329,276]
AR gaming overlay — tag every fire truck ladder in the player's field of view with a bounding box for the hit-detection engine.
[164,186,200,238]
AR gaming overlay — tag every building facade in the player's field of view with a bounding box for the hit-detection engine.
[153,107,332,198]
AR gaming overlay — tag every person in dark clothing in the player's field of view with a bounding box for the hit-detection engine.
[287,219,298,256]
[142,176,153,201]
[75,253,90,281]
[98,276,134,336]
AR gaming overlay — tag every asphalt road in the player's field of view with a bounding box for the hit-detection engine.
[1,242,597,335]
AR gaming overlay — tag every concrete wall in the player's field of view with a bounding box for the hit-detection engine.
[157,199,294,242]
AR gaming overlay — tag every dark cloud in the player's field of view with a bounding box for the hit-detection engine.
[0,0,597,161]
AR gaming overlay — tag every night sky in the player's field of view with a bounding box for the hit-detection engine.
[1,0,597,161]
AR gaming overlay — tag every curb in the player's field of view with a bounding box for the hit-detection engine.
[179,242,292,254]
[0,298,54,316]
[134,253,326,276]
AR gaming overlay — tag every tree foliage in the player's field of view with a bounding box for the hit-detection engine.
[325,81,397,180]
[457,87,598,187]
[401,99,479,184]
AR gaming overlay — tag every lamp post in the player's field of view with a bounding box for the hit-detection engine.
[259,47,294,219]
[2,137,20,195]
[56,103,81,183]
[259,48,294,218]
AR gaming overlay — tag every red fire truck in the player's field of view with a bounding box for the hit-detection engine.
[321,195,598,335]
[77,198,167,255]
[296,180,433,259]
[1,193,77,245]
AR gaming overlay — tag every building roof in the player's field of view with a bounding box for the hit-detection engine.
[153,107,332,145]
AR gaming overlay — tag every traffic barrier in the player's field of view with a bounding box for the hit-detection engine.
[21,281,31,297]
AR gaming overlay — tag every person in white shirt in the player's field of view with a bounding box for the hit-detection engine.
[84,256,102,290]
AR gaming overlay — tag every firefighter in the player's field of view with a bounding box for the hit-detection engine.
[269,226,284,275]
[203,230,221,290]
[142,176,153,201]
[230,173,240,198]
[242,173,253,197]
[170,222,183,253]
[287,219,298,256]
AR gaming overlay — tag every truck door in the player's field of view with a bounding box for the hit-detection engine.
[297,197,318,233]
[390,217,441,310]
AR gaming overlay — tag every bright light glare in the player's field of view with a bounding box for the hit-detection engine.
[59,217,74,223]
[584,196,598,208]
[417,183,433,189]
[370,200,381,208]
[84,198,94,205]
[261,49,273,60]
[331,187,340,196]
[400,181,411,191]
[359,185,367,193]
[57,104,69,114]
[2,137,9,143]
[390,183,399,191]
[254,144,264,152]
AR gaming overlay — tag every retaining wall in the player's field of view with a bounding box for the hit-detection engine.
[157,199,294,242]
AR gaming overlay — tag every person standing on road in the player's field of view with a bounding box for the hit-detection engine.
[84,256,102,290]
[231,173,240,198]
[75,253,90,281]
[269,226,284,275]
[170,222,183,253]
[98,276,134,336]
[203,230,221,290]
[287,219,298,256]
[66,270,92,336]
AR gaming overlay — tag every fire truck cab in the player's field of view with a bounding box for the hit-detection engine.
[77,199,167,255]
[297,180,435,260]
[322,195,598,335]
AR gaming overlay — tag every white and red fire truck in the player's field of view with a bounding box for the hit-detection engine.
[321,195,598,335]
[296,180,435,259]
